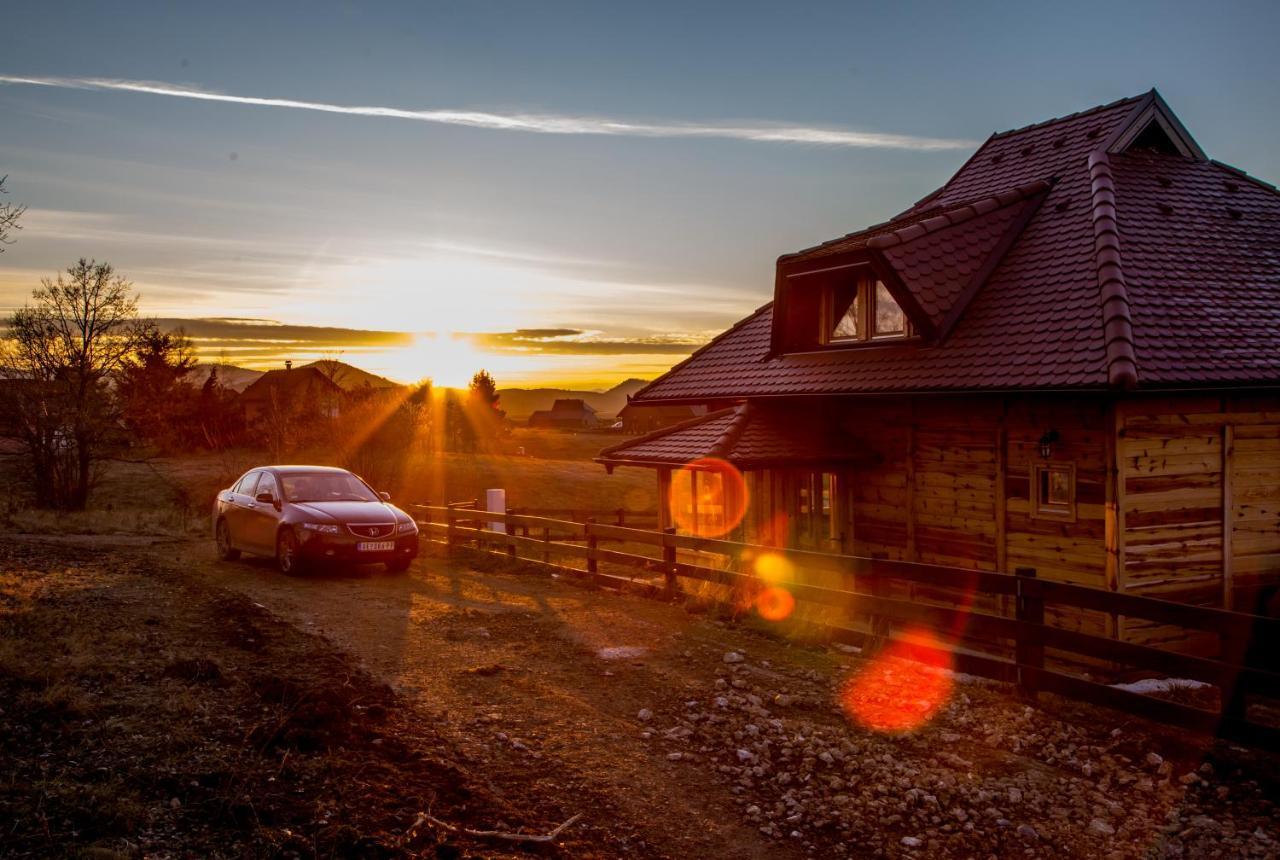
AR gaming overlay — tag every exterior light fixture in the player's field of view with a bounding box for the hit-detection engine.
[1038,429,1060,460]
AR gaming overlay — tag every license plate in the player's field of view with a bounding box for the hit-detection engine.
[357,541,395,552]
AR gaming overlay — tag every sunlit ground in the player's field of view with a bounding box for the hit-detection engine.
[839,627,956,733]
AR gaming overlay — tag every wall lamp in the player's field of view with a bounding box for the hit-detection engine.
[1038,429,1061,460]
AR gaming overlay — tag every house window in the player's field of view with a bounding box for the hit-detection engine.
[873,281,906,337]
[823,275,911,344]
[1032,463,1075,520]
[795,471,839,547]
[670,468,726,536]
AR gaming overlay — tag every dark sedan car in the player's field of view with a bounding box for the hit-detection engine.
[213,465,419,573]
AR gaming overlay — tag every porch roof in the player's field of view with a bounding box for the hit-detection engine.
[596,402,881,471]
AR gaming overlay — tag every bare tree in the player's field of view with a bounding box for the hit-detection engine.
[0,259,143,508]
[0,175,25,251]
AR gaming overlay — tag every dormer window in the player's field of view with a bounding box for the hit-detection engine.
[822,274,911,345]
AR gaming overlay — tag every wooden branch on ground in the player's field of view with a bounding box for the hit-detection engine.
[412,811,583,844]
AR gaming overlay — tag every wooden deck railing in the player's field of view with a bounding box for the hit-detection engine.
[412,504,1280,749]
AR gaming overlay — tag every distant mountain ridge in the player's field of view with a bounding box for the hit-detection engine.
[188,363,263,393]
[498,378,648,420]
[187,361,646,416]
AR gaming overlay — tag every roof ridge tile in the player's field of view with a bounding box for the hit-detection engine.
[1087,151,1139,390]
[708,402,752,459]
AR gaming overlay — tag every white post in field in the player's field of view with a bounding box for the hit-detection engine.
[485,488,507,534]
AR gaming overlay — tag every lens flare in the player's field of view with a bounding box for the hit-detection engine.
[754,552,794,584]
[669,458,748,537]
[756,585,797,622]
[839,627,955,733]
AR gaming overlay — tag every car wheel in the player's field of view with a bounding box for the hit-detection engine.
[386,557,411,573]
[276,529,305,574]
[216,519,241,561]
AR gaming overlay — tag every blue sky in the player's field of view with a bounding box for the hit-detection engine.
[2,1,1277,386]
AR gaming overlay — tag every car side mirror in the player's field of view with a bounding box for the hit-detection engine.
[379,491,391,501]
[256,491,277,507]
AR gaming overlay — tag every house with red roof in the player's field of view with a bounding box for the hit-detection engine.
[599,90,1280,646]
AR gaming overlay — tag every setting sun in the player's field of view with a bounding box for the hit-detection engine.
[378,333,486,388]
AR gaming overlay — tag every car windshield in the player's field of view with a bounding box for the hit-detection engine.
[281,472,379,503]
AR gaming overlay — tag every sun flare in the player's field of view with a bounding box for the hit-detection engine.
[380,333,486,388]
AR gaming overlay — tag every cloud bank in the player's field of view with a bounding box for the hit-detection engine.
[0,75,974,151]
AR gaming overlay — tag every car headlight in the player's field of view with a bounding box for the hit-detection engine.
[397,520,418,535]
[301,522,341,534]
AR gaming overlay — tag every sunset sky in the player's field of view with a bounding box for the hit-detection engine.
[3,1,1278,388]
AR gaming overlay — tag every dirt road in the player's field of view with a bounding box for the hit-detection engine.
[180,539,1280,859]
[187,542,802,859]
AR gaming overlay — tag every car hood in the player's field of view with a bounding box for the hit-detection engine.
[291,500,406,524]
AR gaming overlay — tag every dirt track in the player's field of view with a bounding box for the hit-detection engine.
[186,542,800,859]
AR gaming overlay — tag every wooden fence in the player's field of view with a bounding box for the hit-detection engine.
[429,499,659,529]
[413,504,1280,749]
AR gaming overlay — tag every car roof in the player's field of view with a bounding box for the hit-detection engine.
[260,465,354,475]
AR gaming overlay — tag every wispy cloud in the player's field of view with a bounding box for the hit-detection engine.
[0,75,974,151]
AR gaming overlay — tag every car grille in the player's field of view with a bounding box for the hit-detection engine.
[348,523,395,539]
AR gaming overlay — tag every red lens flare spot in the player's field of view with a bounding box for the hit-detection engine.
[756,585,796,622]
[839,627,955,733]
[669,458,748,537]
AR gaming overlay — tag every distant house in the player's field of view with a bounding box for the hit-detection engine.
[617,401,706,434]
[599,89,1280,645]
[528,398,599,430]
[240,364,345,425]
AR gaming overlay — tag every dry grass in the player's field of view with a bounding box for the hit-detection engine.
[0,538,535,858]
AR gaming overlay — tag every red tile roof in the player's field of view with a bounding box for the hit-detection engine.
[633,91,1280,403]
[597,403,882,469]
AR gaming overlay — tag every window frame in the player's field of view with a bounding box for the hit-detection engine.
[234,471,261,497]
[820,274,913,346]
[1031,462,1076,521]
[255,472,280,502]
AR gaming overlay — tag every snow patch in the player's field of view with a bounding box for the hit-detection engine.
[1110,677,1211,695]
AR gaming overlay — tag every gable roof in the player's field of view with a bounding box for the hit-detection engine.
[240,366,344,402]
[633,90,1280,403]
[551,398,597,414]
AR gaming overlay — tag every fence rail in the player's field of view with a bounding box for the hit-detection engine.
[412,504,1280,749]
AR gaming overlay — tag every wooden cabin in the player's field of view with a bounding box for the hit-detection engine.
[598,91,1280,652]
[528,398,600,430]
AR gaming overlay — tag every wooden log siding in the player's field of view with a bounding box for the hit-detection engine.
[415,505,1280,749]
[1116,397,1280,652]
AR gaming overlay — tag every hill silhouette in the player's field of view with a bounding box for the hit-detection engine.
[187,363,263,393]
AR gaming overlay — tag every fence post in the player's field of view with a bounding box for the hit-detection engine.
[1015,566,1043,699]
[505,507,517,561]
[617,507,625,527]
[586,518,598,576]
[662,526,678,597]
[446,505,457,554]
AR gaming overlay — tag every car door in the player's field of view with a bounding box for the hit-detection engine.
[224,471,260,550]
[244,471,283,553]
